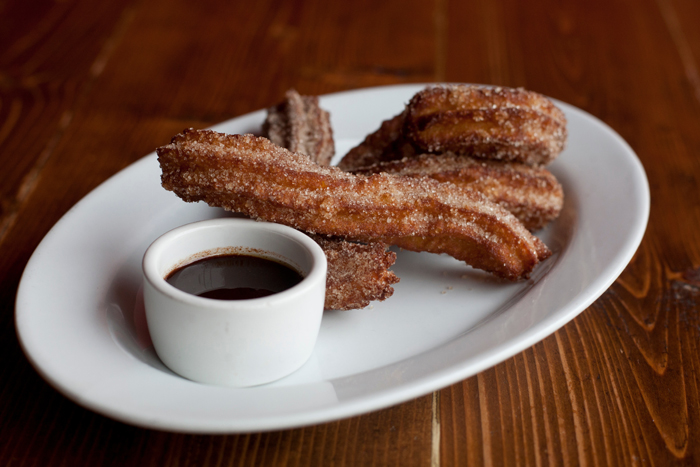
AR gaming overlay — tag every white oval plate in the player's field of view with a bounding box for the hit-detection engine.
[16,84,649,433]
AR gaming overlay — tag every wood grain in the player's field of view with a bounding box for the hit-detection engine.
[0,363,431,467]
[0,0,436,466]
[441,262,700,465]
[3,0,700,465]
[439,0,700,464]
[0,0,132,239]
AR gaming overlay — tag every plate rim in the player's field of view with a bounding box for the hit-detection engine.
[15,83,650,433]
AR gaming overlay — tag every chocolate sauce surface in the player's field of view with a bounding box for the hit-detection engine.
[165,254,303,300]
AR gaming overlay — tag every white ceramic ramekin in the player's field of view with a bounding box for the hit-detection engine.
[142,218,327,387]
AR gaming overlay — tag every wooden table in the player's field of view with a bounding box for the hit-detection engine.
[2,0,699,465]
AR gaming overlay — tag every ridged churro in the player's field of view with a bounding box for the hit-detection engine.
[336,111,414,171]
[353,153,563,231]
[264,90,398,309]
[158,129,550,280]
[310,235,399,310]
[404,85,567,165]
[263,89,335,166]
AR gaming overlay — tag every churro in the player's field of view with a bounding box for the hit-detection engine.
[263,89,335,166]
[404,85,567,165]
[158,129,550,280]
[311,235,399,310]
[353,153,563,231]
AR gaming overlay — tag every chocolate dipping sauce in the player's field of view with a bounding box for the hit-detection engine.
[165,254,304,300]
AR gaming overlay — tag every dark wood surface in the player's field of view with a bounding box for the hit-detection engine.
[2,0,700,465]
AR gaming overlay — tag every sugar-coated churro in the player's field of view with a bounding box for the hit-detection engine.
[404,85,567,165]
[353,153,563,231]
[263,89,335,166]
[158,129,550,280]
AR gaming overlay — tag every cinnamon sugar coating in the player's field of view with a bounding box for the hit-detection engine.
[404,85,567,165]
[158,129,550,280]
[263,90,396,309]
[353,153,563,231]
[336,111,415,171]
[263,89,335,166]
[310,235,399,310]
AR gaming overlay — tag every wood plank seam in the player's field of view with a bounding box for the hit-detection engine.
[432,390,441,467]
